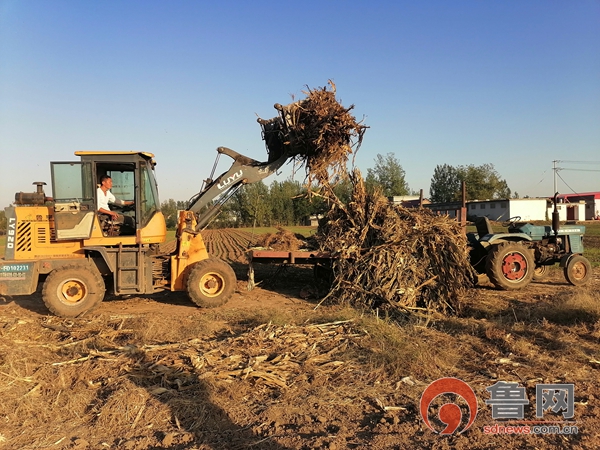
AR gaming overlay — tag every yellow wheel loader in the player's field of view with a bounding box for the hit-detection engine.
[0,142,290,317]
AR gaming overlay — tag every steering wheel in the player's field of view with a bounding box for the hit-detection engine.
[113,202,135,212]
[502,216,522,228]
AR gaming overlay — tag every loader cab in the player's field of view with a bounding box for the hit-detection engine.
[50,151,166,244]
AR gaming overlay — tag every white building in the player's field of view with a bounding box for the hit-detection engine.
[556,192,600,220]
[467,197,589,222]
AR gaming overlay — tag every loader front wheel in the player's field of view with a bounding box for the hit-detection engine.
[186,258,236,308]
[485,242,535,290]
[42,264,105,317]
[564,255,592,286]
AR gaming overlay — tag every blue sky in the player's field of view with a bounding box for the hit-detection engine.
[1,0,599,207]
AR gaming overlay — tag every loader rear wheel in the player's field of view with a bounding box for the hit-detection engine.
[186,258,236,308]
[42,264,105,317]
[564,255,592,286]
[485,242,534,290]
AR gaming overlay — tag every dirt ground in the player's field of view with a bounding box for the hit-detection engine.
[0,230,599,449]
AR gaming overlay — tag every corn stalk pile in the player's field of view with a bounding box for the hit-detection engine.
[259,80,367,186]
[260,83,475,315]
[257,227,308,251]
[314,171,475,315]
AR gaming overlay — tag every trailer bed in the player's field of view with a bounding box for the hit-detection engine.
[246,249,333,290]
[248,249,332,265]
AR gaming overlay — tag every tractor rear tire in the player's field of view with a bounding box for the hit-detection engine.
[42,264,105,317]
[564,255,592,286]
[533,265,550,281]
[485,242,535,290]
[186,258,236,308]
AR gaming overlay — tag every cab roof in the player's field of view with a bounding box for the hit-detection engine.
[75,151,155,158]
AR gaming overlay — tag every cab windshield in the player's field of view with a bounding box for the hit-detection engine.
[140,161,160,225]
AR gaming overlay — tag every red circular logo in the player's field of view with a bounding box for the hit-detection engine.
[420,377,478,435]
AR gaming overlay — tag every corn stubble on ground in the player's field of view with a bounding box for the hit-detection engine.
[261,81,475,316]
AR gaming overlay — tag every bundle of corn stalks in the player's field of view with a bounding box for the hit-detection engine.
[259,80,367,186]
[316,170,475,316]
[260,83,473,316]
[257,227,307,251]
[192,320,362,388]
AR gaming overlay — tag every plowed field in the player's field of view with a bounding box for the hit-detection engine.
[1,228,599,450]
[201,229,258,263]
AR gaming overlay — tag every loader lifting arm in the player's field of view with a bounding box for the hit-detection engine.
[186,146,289,231]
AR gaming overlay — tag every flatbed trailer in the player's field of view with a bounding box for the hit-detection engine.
[246,249,333,290]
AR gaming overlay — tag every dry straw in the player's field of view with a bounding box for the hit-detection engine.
[261,82,475,316]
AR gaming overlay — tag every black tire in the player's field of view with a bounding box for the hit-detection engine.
[313,263,334,291]
[186,258,236,308]
[485,242,535,290]
[42,264,105,317]
[469,243,488,274]
[533,265,550,281]
[564,255,592,286]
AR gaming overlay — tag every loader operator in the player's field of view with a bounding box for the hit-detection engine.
[97,175,135,232]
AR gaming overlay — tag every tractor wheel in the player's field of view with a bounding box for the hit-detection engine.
[186,258,236,308]
[533,265,550,281]
[564,255,592,286]
[42,264,105,317]
[485,242,535,290]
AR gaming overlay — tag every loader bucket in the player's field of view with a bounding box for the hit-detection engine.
[257,101,305,162]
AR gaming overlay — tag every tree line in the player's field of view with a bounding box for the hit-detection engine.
[159,180,355,229]
[0,153,513,232]
[159,154,513,229]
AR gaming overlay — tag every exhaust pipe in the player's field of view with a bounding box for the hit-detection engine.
[552,192,560,236]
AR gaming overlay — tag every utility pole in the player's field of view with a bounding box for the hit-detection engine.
[552,160,559,194]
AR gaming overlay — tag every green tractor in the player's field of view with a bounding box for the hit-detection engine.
[468,196,592,290]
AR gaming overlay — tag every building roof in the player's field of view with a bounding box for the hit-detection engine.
[557,192,600,200]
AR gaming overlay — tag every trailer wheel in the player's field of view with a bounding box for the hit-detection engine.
[42,264,105,317]
[186,258,236,308]
[485,242,535,290]
[564,255,592,286]
[533,265,550,281]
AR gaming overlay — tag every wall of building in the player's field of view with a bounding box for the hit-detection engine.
[435,196,598,222]
[508,199,548,221]
[468,198,548,221]
[556,193,600,220]
[467,200,509,221]
[546,202,586,221]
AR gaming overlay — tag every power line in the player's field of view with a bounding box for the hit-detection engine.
[556,160,600,164]
[556,172,580,195]
[557,168,600,172]
[552,159,599,194]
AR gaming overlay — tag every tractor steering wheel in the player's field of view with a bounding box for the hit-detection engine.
[502,216,522,228]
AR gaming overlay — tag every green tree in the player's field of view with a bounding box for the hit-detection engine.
[229,181,272,227]
[429,164,461,203]
[458,163,511,200]
[331,178,354,205]
[429,163,511,202]
[365,153,409,197]
[160,199,187,229]
[269,180,301,226]
[0,210,6,235]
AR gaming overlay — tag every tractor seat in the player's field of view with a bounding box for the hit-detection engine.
[474,216,494,237]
